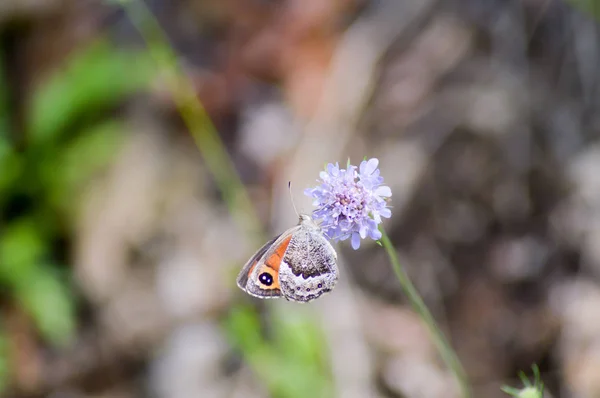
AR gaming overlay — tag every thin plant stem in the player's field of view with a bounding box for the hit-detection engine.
[380,227,471,398]
[117,0,263,239]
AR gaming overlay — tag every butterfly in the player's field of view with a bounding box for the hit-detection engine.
[236,213,339,303]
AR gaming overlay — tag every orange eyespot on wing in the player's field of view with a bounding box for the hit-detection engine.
[265,235,292,271]
[237,233,282,289]
[251,236,292,291]
[254,264,280,290]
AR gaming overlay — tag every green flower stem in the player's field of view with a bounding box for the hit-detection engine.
[380,227,471,398]
[117,0,263,239]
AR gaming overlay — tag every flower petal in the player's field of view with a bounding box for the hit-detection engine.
[375,185,392,197]
[373,212,382,223]
[351,233,361,250]
[360,158,379,176]
[369,227,382,240]
[359,224,368,239]
[327,163,340,176]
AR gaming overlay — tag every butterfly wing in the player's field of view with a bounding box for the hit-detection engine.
[278,227,338,302]
[236,223,302,299]
[236,233,281,290]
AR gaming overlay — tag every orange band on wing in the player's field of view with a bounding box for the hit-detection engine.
[246,259,259,278]
[247,235,292,291]
[265,235,292,271]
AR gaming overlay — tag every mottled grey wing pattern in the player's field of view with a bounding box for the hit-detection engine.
[284,228,337,278]
[278,225,338,302]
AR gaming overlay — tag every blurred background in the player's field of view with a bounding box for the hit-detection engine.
[2,0,600,397]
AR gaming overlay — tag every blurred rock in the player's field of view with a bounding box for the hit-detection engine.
[451,276,514,382]
[148,322,230,398]
[361,298,435,357]
[563,144,600,278]
[156,201,247,319]
[237,101,300,170]
[87,387,135,398]
[491,177,531,224]
[551,279,600,347]
[229,367,269,398]
[0,0,63,24]
[379,140,428,217]
[488,236,549,283]
[5,306,44,394]
[462,73,524,138]
[551,279,600,398]
[435,199,490,244]
[372,14,474,133]
[75,127,170,305]
[563,342,600,398]
[381,354,458,398]
[99,266,169,350]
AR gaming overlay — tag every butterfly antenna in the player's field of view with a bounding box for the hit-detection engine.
[288,181,300,218]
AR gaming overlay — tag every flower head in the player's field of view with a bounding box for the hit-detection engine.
[304,158,392,249]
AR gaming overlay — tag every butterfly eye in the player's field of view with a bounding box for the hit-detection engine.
[259,272,273,286]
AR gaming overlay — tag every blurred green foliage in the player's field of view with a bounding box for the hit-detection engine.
[225,304,334,398]
[0,37,154,392]
[570,0,600,20]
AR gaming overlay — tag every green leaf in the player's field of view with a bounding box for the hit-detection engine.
[568,0,600,21]
[28,38,154,145]
[501,364,544,398]
[15,267,76,346]
[224,304,265,354]
[273,312,324,367]
[224,305,333,398]
[0,219,75,346]
[0,219,48,285]
[500,386,521,396]
[41,120,125,215]
[268,311,332,398]
[519,370,531,387]
[0,139,23,199]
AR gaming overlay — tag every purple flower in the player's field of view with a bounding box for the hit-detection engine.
[304,158,392,249]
